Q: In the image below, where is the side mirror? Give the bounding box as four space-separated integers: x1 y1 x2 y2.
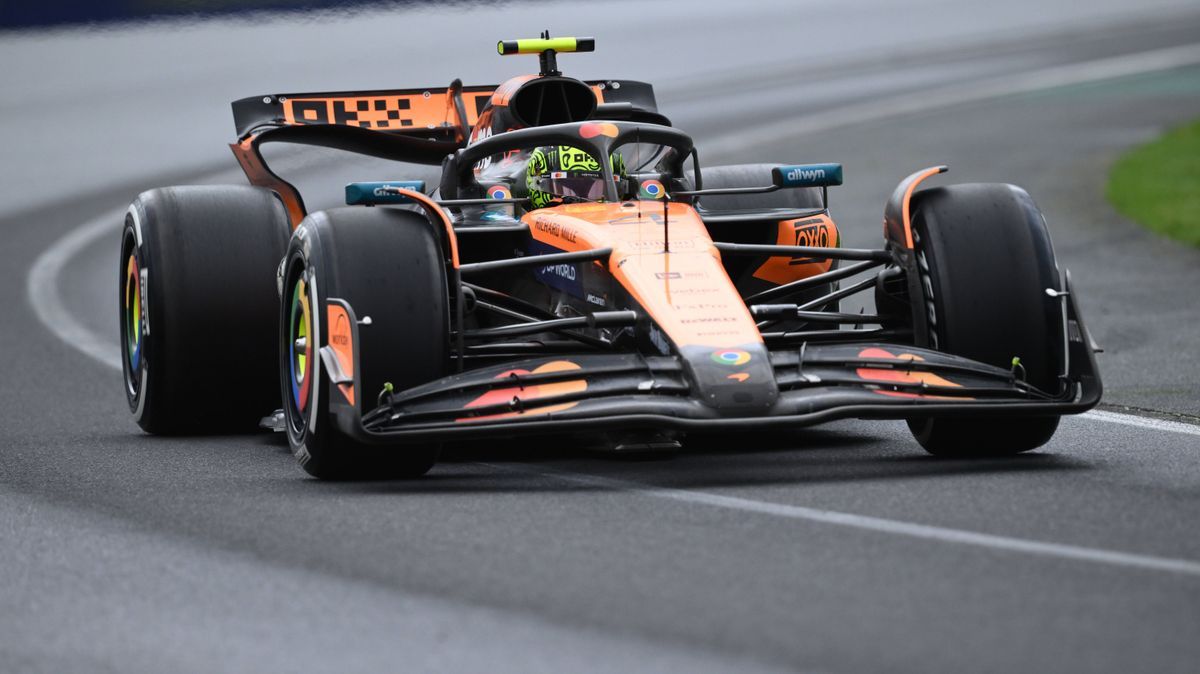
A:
345 181 427 205
772 163 843 189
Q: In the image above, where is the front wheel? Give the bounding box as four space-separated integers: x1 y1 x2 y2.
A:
905 183 1064 457
281 207 449 479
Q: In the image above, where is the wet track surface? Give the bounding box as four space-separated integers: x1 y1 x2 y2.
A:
3 2 1200 671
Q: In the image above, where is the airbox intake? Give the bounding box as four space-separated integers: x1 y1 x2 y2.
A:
509 76 597 127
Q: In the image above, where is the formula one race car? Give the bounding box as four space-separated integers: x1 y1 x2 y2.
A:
119 35 1101 479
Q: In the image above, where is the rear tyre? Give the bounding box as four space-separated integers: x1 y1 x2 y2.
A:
280 207 449 480
119 186 289 433
905 183 1064 456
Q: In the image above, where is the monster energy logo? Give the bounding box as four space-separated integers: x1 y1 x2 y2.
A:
556 146 601 171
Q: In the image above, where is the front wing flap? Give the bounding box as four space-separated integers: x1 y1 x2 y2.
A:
334 272 1100 444
342 320 1100 444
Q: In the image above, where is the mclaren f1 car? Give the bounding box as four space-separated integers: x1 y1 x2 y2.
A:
119 35 1102 478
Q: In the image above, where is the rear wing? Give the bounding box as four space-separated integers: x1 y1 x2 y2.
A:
232 82 498 139
229 78 662 228
231 79 660 140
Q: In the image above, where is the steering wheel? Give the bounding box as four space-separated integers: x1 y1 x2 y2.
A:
438 121 696 201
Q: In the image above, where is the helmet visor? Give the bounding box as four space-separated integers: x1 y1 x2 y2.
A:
535 171 608 202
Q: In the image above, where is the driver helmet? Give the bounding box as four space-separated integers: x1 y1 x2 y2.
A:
525 145 627 208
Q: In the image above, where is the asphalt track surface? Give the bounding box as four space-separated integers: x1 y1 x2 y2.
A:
3 2 1200 671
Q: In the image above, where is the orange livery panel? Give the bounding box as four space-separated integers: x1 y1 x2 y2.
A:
524 202 762 350
752 214 840 286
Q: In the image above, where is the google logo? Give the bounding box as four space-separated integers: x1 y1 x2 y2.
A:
711 349 751 366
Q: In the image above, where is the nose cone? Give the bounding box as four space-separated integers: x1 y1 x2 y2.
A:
680 344 778 412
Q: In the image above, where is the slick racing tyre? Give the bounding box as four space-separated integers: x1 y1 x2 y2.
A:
906 184 1064 457
120 186 289 434
280 207 449 480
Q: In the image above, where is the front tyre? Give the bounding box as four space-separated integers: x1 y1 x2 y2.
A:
281 207 449 480
905 183 1064 456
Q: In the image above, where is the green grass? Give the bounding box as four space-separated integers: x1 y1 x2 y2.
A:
1107 118 1200 247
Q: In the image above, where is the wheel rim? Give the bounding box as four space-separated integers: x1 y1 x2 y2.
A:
288 277 313 423
122 248 143 395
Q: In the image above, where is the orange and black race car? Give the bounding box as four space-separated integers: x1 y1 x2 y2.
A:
119 35 1101 479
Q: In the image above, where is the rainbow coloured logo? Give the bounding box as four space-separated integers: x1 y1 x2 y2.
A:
638 179 666 200
710 349 751 366
579 122 619 139
124 254 142 371
487 185 511 200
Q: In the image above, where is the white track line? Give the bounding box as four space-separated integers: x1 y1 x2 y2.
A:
490 463 1200 577
703 43 1200 156
27 208 125 372
1083 410 1200 437
27 163 245 373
